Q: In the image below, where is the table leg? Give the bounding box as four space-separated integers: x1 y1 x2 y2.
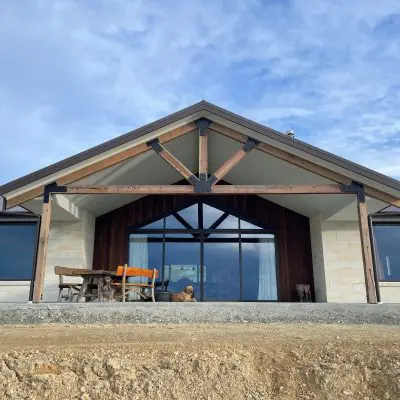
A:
97 278 104 302
77 278 88 302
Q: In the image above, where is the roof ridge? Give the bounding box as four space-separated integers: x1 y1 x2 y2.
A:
1 101 399 196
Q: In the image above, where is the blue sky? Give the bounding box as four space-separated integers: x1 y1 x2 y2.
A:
1 0 400 185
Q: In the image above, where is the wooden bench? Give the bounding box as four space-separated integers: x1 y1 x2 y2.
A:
54 266 83 302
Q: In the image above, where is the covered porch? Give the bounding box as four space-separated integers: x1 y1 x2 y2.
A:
2 103 399 304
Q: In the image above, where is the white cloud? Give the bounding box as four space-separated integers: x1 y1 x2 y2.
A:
0 0 400 183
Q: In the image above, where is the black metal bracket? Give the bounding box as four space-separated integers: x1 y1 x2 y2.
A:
243 137 260 152
199 173 207 181
208 175 218 185
147 138 163 153
43 182 67 203
195 118 212 136
340 181 365 202
188 175 200 186
188 174 215 193
194 178 214 193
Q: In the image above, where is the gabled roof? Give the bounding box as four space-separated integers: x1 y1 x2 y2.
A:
1 100 400 195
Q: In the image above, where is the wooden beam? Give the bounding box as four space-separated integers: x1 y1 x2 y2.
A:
32 197 52 303
6 123 197 208
363 187 400 208
64 184 343 195
199 131 208 180
212 149 248 184
211 184 343 194
210 123 400 206
210 123 351 184
356 192 378 304
66 185 195 194
148 139 197 183
211 138 258 184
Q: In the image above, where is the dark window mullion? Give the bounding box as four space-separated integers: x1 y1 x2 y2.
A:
162 217 166 287
203 212 230 238
172 212 194 230
198 202 203 230
239 218 243 301
199 202 204 301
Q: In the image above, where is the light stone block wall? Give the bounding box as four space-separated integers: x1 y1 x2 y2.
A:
309 215 327 302
379 282 400 303
43 210 95 302
0 281 31 302
321 221 367 303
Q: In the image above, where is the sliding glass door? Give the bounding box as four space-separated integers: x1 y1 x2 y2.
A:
128 201 278 301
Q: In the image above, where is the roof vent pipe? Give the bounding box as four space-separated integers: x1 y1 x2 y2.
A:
286 129 295 139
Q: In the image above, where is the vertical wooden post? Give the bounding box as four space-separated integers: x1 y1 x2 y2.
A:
32 193 52 303
356 189 377 304
196 118 211 181
199 130 208 180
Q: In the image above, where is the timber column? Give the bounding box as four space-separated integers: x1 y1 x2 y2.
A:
356 184 377 303
32 184 55 302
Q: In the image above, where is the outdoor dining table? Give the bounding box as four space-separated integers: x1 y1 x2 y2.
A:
54 267 116 302
76 269 117 302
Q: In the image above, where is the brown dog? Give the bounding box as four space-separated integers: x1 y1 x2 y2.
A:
171 285 196 302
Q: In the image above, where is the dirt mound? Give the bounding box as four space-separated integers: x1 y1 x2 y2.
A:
0 324 399 399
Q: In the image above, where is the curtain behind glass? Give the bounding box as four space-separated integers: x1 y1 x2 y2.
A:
128 235 149 300
258 241 277 300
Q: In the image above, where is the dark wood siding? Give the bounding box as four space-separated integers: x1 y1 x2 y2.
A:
93 194 313 301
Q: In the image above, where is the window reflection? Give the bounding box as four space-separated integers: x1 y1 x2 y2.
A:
141 218 164 229
204 241 240 300
373 224 400 281
165 215 186 229
240 220 263 229
165 242 201 299
177 204 198 228
0 223 38 280
203 203 224 228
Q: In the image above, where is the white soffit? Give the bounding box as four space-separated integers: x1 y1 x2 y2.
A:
43 130 375 219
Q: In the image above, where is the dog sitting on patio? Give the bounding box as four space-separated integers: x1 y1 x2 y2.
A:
171 285 196 302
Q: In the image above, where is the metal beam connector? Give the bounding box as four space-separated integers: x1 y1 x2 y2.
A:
147 138 163 153
195 118 212 136
340 181 365 202
243 137 260 152
43 182 67 203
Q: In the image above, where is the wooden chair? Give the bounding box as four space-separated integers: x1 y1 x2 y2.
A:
112 265 159 302
54 266 82 302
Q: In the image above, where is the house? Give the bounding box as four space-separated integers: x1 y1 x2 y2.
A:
0 101 399 304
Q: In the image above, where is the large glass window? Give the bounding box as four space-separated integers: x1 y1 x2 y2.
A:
129 202 278 301
204 240 240 300
242 234 277 300
373 224 400 282
165 240 201 298
0 222 38 280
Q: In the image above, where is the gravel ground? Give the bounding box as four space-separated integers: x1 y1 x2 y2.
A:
1 302 400 325
0 323 399 400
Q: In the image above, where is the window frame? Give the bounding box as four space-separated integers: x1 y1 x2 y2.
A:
371 214 400 283
128 201 279 301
